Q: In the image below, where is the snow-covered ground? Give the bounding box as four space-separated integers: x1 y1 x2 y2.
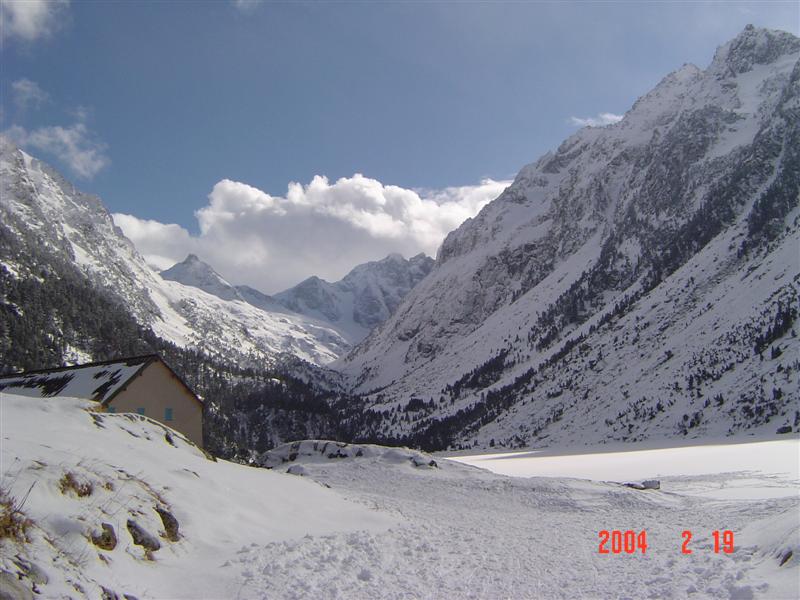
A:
0 394 394 599
2 393 798 599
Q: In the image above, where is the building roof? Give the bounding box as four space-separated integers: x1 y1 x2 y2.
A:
0 354 201 407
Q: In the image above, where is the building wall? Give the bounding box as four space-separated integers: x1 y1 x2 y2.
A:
106 360 203 448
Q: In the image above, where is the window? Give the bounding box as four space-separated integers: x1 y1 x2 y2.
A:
136 407 145 416
107 406 116 413
164 407 174 421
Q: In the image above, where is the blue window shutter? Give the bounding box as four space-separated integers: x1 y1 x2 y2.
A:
137 407 145 416
107 406 115 413
165 407 174 421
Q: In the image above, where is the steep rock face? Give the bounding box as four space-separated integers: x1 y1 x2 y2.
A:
338 27 800 449
0 136 163 327
0 139 350 366
275 253 434 342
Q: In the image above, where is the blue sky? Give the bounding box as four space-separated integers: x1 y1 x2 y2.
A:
2 0 798 290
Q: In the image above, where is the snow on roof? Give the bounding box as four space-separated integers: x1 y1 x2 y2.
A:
0 355 157 404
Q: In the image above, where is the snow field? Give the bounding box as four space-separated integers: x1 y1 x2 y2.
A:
246 445 799 599
1 393 797 599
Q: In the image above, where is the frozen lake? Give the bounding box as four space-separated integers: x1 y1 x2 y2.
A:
446 437 800 499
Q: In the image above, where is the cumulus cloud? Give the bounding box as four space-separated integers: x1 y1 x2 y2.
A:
111 214 197 272
569 112 624 127
0 0 69 43
12 79 48 111
6 121 109 178
114 175 509 293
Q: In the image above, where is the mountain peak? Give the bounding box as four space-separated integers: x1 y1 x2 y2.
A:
711 26 800 75
275 253 435 342
161 255 241 302
165 254 219 276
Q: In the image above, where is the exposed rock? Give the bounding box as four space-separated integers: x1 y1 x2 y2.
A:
259 440 440 471
154 507 180 542
286 465 308 477
126 519 160 552
10 557 47 586
623 480 661 490
91 523 117 551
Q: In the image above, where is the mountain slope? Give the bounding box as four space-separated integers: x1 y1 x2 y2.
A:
0 138 350 366
275 253 434 342
0 393 395 598
337 26 800 450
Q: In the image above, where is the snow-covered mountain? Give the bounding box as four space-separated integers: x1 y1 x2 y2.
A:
274 253 434 342
160 254 295 313
161 253 244 302
160 252 434 344
0 138 350 365
338 26 800 449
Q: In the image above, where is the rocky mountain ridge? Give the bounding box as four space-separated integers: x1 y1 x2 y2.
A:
274 253 434 342
161 251 434 345
336 26 800 450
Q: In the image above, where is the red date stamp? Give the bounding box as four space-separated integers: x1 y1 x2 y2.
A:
598 530 648 554
598 530 734 554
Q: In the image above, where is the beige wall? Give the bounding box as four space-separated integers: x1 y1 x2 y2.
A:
106 361 203 448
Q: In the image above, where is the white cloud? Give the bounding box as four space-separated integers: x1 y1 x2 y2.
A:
6 121 109 178
112 214 197 271
0 0 69 43
114 175 509 293
11 79 48 111
569 112 624 127
4 79 108 179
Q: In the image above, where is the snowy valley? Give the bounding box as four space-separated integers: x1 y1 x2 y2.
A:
1 393 797 599
1 22 799 600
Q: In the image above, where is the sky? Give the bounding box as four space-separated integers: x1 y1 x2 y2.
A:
2 0 798 293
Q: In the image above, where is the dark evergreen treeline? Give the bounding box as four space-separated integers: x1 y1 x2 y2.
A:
744 120 800 248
